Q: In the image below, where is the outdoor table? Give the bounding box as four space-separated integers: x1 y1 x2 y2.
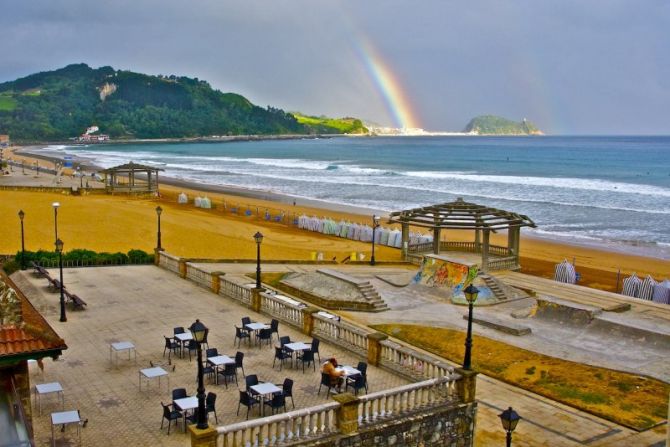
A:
245 322 270 346
336 365 361 377
174 396 198 432
283 342 311 367
138 366 169 392
249 382 281 416
207 355 235 384
35 382 64 415
174 332 193 357
109 341 137 367
51 410 81 446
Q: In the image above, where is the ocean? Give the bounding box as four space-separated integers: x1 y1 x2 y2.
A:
37 135 670 258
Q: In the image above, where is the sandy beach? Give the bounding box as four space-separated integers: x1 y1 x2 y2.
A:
2 145 669 292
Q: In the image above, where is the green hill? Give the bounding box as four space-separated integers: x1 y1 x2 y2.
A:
292 113 368 134
463 115 543 135
0 64 362 141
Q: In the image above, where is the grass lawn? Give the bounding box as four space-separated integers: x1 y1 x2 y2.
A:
372 323 669 431
0 94 17 111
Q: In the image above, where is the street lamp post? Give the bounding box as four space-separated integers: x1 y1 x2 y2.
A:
52 202 60 242
463 283 479 370
189 319 209 429
499 406 521 447
18 210 25 270
155 206 163 251
254 232 263 289
370 215 380 266
55 239 67 322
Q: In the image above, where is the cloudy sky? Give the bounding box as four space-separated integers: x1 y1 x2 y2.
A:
1 1 668 134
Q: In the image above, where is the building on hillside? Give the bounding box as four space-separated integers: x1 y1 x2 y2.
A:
0 273 67 446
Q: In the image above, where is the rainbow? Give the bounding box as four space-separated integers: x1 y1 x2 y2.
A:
354 37 422 130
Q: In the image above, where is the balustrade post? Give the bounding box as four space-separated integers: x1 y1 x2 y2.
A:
454 367 478 403
367 332 388 366
251 287 262 312
302 307 319 336
178 259 187 278
332 393 360 435
188 425 217 447
154 248 161 266
211 272 224 295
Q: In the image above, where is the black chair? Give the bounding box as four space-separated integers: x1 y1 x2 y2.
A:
264 393 287 415
276 378 294 409
237 390 259 420
172 388 187 403
310 338 321 363
173 327 185 335
273 346 291 371
160 402 182 435
245 374 259 391
235 326 251 348
298 349 315 373
218 363 238 388
241 316 253 328
206 392 218 424
235 351 245 377
346 374 367 395
202 361 215 383
257 328 272 347
356 362 368 378
279 336 291 349
318 372 334 396
185 340 197 362
205 348 219 358
269 319 279 341
201 328 210 350
163 336 180 358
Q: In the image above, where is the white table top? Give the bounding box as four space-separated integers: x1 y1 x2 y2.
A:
111 341 135 351
140 367 167 378
245 322 269 331
174 396 198 411
36 382 63 394
250 383 281 395
174 333 193 342
284 342 311 352
207 355 234 366
336 366 361 377
51 410 80 425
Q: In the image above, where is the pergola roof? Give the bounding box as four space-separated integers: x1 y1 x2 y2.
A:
99 162 164 173
388 198 536 231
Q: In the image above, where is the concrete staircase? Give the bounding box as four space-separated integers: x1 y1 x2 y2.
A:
317 268 389 311
479 273 509 301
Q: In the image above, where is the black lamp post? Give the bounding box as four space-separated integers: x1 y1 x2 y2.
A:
55 238 67 322
189 319 208 429
370 215 380 266
155 206 163 251
462 283 479 370
52 202 60 242
499 406 521 447
18 210 26 270
254 231 263 289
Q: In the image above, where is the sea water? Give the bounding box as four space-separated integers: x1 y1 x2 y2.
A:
39 136 670 258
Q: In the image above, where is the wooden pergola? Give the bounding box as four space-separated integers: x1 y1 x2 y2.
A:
388 198 536 271
100 162 163 194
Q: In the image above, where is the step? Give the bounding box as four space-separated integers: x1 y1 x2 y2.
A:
463 314 532 336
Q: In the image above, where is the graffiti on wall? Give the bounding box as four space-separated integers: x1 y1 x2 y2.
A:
412 255 479 295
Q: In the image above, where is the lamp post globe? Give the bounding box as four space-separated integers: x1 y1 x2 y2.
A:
499 406 521 447
370 215 380 265
155 206 163 251
55 238 67 322
254 232 263 289
189 319 209 429
463 283 479 370
18 210 26 270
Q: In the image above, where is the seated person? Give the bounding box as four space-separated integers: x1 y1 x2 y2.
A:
321 357 345 391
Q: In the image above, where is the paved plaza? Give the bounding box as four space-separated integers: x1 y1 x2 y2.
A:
14 266 407 447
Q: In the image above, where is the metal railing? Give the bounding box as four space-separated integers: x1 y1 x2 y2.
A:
33 258 152 268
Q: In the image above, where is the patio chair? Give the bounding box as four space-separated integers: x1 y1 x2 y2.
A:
269 319 279 341
356 362 368 378
206 392 218 424
237 390 259 420
241 316 253 326
309 338 321 363
245 374 259 391
318 372 335 396
279 336 291 350
205 348 219 358
298 349 315 373
163 336 180 358
275 378 294 409
218 363 238 388
185 340 197 362
160 402 182 435
235 351 245 377
346 374 367 395
273 346 291 371
201 328 210 350
235 326 251 348
257 328 272 347
173 327 185 335
202 360 215 383
172 388 187 404
264 393 287 415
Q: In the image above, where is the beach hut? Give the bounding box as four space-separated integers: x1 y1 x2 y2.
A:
194 197 202 208
380 227 390 246
638 275 656 301
652 280 670 304
200 197 211 209
339 222 349 238
621 273 641 298
389 229 402 248
554 259 577 284
178 192 188 204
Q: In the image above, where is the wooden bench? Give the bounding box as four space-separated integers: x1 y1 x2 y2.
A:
63 288 87 310
31 262 49 277
46 276 62 291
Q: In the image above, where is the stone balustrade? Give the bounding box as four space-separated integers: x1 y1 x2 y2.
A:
185 263 212 289
312 313 369 357
219 277 252 305
216 402 340 446
158 251 181 274
379 339 455 381
259 292 304 330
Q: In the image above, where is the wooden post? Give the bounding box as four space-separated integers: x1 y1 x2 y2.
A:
401 221 410 259
303 307 319 336
507 227 515 255
188 425 217 447
474 229 481 252
454 368 478 403
481 229 490 272
367 332 388 366
332 393 360 435
433 227 441 254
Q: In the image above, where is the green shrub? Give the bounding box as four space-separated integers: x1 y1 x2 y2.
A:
2 260 21 275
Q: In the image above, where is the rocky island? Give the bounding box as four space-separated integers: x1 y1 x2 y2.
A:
463 115 544 135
